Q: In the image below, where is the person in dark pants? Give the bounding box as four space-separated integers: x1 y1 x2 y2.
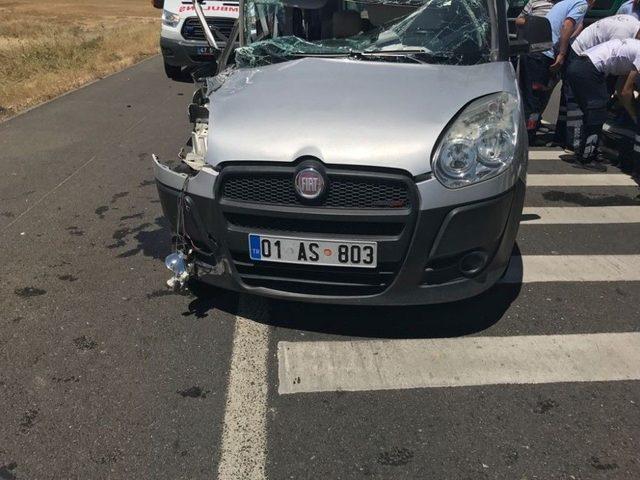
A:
513 0 556 90
521 0 592 143
520 52 555 140
566 38 640 170
554 47 581 151
556 15 640 150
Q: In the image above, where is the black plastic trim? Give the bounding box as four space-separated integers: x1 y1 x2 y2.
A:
154 175 526 305
214 163 420 295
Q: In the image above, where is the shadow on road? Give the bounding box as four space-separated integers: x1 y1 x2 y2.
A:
266 284 522 339
184 248 524 340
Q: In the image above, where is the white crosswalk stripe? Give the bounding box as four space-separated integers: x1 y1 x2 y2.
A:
278 333 640 394
527 174 638 187
277 254 640 395
528 150 566 160
522 206 640 224
501 255 640 282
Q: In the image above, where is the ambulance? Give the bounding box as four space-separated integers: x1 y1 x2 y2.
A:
153 0 239 79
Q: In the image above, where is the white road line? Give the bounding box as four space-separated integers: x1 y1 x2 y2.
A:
528 150 565 160
216 296 269 480
527 174 638 187
502 255 640 283
278 332 640 394
521 206 640 224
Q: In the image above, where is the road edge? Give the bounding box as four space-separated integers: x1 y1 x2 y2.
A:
0 54 161 126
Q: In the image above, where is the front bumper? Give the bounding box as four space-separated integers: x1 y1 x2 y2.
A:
153 159 525 305
160 36 229 67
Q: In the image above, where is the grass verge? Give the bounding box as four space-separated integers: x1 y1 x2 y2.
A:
0 1 160 120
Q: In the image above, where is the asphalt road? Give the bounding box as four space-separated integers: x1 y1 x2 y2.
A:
1 56 640 480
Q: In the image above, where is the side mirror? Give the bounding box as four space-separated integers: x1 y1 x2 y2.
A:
509 16 552 56
152 0 164 8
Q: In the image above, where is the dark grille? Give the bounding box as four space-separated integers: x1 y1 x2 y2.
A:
221 174 410 209
216 165 417 297
181 17 236 41
225 213 405 236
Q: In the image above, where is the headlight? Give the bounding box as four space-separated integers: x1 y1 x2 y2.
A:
433 92 519 189
162 10 180 27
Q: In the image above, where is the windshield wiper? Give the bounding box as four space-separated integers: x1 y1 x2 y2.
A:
353 49 452 64
289 52 352 58
271 49 453 65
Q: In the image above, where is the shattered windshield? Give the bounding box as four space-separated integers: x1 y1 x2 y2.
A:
236 0 493 67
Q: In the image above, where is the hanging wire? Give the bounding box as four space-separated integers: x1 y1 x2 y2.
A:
174 174 210 256
174 175 191 254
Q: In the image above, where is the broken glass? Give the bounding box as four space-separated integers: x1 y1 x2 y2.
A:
236 36 375 67
235 0 492 68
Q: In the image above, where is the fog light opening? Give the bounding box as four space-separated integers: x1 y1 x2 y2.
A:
458 251 489 277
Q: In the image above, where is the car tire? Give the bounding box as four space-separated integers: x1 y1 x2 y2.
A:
164 61 183 80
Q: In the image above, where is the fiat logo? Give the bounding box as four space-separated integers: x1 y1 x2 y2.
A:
294 168 325 200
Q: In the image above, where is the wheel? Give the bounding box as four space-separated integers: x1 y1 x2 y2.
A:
164 61 183 80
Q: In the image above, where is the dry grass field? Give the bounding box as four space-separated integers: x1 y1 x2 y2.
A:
0 0 160 119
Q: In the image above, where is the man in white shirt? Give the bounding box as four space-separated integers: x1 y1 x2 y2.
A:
572 14 640 55
556 14 640 150
566 38 640 170
583 38 640 78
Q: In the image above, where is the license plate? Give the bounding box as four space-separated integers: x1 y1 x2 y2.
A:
196 46 216 56
249 234 377 268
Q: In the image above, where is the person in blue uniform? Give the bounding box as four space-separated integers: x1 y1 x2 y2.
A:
520 0 592 143
617 0 639 19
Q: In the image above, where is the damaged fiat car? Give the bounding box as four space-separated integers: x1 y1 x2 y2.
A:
153 0 550 304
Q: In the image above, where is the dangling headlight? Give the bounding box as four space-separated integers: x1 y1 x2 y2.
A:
432 92 519 189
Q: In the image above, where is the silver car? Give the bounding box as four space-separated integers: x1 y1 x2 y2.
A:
153 0 550 304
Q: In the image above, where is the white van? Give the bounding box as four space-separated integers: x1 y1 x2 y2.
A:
153 0 239 79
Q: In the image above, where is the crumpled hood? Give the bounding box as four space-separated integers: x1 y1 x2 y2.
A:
207 57 517 176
